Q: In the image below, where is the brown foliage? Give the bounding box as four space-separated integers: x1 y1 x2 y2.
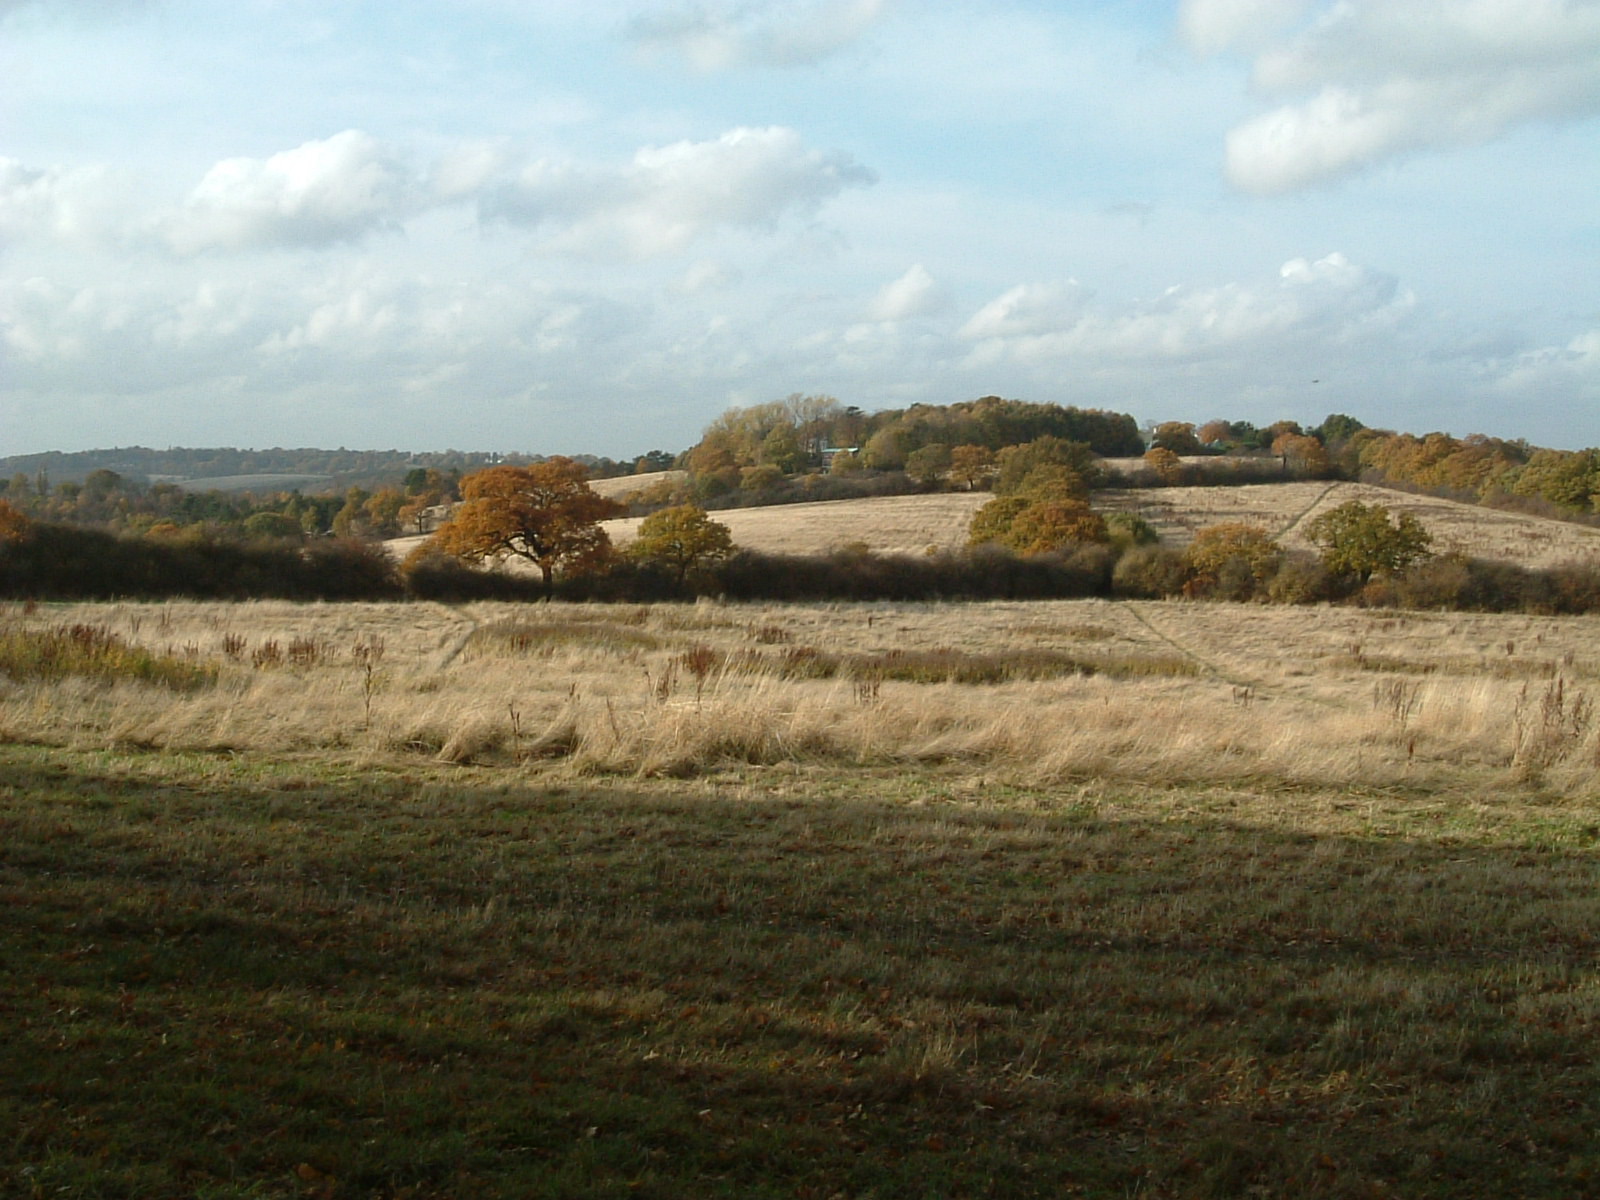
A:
430 459 624 593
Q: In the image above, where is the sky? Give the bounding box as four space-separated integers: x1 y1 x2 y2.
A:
2 0 1598 459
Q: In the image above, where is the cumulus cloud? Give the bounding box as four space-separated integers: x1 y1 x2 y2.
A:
960 252 1411 366
1183 0 1600 192
864 263 944 322
627 0 888 69
159 131 420 254
482 126 874 258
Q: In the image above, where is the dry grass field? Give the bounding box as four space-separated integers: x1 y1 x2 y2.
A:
588 470 686 500
606 492 990 558
5 595 1598 792
8 597 1600 1196
392 475 1600 572
1099 480 1600 569
602 482 1600 569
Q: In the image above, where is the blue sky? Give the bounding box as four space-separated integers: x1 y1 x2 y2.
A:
3 0 1598 457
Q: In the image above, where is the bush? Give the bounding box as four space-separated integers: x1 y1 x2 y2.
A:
1111 546 1189 598
1263 553 1334 604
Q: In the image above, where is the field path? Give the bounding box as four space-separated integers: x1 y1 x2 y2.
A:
1272 480 1345 541
1116 601 1259 690
429 603 484 670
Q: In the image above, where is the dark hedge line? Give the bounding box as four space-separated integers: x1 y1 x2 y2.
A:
0 523 400 601
9 518 1600 617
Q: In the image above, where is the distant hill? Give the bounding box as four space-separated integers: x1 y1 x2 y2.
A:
0 446 618 493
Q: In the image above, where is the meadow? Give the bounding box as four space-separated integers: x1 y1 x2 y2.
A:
5 595 1600 1196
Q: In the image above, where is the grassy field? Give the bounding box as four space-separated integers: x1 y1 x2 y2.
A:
5 597 1600 1196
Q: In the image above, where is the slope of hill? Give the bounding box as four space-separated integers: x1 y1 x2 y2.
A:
1099 481 1600 570
602 482 1600 570
605 493 990 557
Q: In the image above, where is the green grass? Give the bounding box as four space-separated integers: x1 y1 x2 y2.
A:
3 743 1600 1197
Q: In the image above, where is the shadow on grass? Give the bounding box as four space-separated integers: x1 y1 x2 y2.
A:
3 744 1599 1198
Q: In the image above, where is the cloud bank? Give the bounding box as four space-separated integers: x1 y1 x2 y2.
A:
1182 0 1600 191
481 126 875 258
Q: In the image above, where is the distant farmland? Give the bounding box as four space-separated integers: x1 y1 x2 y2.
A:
599 481 1600 570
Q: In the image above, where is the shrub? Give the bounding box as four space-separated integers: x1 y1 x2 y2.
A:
1111 545 1189 598
1184 523 1282 600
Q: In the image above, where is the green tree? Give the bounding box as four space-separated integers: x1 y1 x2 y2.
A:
1151 422 1203 455
993 436 1101 495
759 426 807 475
904 443 952 488
430 459 624 595
629 504 734 583
1305 501 1432 581
968 466 1107 554
243 511 303 539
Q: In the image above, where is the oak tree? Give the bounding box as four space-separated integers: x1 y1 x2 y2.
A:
431 459 624 595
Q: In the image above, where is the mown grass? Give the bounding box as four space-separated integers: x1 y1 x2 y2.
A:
4 742 1600 1197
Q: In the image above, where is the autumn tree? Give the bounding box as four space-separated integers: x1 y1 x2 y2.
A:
948 444 996 491
0 500 30 545
430 459 624 595
1272 433 1330 477
1185 523 1283 599
968 465 1107 554
629 504 734 583
993 436 1101 495
1143 446 1186 484
1305 501 1432 582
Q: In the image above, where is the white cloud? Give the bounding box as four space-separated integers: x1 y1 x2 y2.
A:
0 157 122 243
864 263 943 322
1179 0 1312 55
1190 0 1600 192
959 281 1090 341
1485 327 1600 397
159 131 419 254
482 126 874 258
960 253 1411 366
628 0 888 70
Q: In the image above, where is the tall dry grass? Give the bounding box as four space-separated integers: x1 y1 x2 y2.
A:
3 597 1598 796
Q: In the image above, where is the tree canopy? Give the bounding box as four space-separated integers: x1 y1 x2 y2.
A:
1305 501 1432 582
430 459 624 594
629 504 734 582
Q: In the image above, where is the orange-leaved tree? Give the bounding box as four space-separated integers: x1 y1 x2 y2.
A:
431 459 624 595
